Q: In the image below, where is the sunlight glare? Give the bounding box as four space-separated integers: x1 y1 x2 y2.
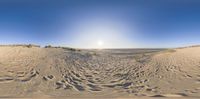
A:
97 40 104 48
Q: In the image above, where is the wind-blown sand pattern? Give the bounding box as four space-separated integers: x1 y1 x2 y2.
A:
0 46 200 99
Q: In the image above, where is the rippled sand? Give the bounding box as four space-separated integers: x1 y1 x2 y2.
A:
0 46 200 99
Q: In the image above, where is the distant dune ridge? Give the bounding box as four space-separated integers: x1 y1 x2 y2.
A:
0 45 200 99
0 44 40 48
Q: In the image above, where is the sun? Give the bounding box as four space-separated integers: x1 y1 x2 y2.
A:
97 40 104 47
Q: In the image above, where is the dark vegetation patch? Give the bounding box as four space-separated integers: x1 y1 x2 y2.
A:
44 45 81 51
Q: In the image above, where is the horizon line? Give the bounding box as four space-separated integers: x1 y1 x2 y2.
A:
0 43 199 49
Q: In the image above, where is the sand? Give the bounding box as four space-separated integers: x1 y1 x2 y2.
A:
0 46 200 99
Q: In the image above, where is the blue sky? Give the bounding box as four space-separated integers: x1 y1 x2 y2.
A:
0 0 200 48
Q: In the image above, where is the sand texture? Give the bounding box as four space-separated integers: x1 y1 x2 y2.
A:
0 46 200 99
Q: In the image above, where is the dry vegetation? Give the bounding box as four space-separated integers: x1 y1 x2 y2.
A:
44 45 81 51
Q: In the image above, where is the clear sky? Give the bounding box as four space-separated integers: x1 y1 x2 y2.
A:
0 0 200 48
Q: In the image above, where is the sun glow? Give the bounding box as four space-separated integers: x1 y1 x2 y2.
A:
97 40 104 48
66 14 137 48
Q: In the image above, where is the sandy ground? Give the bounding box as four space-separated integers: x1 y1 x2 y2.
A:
0 46 200 99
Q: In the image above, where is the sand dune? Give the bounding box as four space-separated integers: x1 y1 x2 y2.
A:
0 46 200 99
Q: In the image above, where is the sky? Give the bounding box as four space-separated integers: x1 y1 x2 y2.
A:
0 0 200 48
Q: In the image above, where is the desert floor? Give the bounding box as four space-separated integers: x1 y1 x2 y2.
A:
0 46 200 99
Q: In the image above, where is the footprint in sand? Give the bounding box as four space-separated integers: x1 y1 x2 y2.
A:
87 84 102 91
43 75 54 81
151 93 188 98
19 70 38 82
0 76 14 82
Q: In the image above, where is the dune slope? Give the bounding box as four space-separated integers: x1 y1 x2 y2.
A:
0 46 200 98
